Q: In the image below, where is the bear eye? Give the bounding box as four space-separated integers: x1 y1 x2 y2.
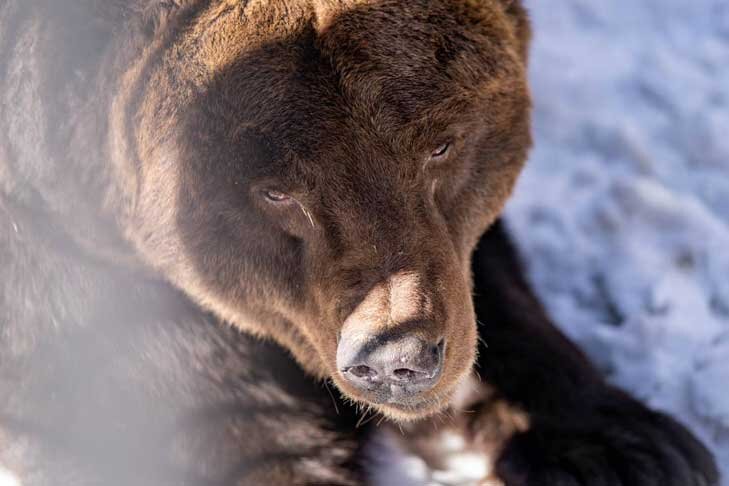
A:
262 190 291 203
430 141 451 159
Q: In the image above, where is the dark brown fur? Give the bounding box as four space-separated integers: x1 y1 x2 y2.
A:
0 1 719 485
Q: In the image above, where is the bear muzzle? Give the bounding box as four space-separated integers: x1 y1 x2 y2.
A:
337 331 445 405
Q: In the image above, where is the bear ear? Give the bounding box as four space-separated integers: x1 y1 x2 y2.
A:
94 1 198 38
497 0 531 64
461 0 531 63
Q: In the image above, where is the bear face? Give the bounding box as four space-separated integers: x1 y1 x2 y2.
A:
111 0 531 420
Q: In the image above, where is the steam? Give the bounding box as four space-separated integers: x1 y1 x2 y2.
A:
0 467 20 486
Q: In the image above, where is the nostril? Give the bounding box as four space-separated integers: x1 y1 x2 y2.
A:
392 368 425 382
346 364 377 379
434 339 445 364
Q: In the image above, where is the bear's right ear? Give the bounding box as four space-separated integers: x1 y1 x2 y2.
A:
94 1 199 39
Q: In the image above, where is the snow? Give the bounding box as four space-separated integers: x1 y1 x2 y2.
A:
506 0 729 482
367 426 496 486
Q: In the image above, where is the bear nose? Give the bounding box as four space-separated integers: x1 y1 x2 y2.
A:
337 334 445 401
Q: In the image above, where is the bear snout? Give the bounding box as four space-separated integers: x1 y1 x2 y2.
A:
337 331 445 405
325 267 472 415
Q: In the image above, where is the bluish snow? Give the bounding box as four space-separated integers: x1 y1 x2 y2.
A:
507 0 729 482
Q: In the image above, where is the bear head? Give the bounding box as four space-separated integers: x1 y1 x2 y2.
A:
111 0 531 420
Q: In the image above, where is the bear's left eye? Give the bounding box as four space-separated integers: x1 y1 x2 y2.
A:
430 141 451 159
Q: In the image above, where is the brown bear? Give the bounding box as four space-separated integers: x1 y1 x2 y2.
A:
0 0 719 485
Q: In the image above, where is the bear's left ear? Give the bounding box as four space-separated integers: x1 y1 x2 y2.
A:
463 0 531 63
497 0 531 64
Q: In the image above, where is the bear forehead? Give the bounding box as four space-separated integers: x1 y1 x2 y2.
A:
180 0 524 179
190 0 521 135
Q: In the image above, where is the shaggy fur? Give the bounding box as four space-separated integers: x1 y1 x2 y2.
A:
0 1 719 485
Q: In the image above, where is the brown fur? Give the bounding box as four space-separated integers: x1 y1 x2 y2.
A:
102 0 532 420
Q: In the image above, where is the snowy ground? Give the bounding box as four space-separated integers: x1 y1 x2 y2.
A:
507 0 729 482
